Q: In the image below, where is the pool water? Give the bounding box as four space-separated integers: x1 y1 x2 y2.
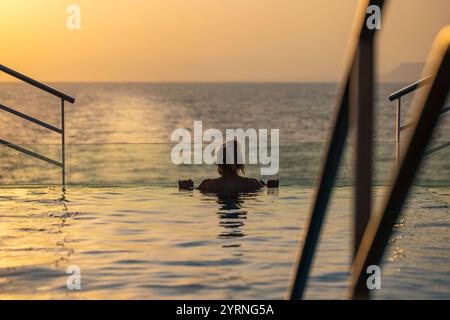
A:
0 185 449 299
1 82 449 299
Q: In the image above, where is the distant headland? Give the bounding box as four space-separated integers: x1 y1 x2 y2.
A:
381 62 425 83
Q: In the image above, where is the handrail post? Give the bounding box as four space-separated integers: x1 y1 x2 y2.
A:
61 99 65 186
395 98 401 171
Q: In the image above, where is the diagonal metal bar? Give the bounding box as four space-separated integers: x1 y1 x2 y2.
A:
289 0 385 300
425 141 450 156
0 103 62 134
0 139 62 168
388 76 433 102
289 80 350 299
351 30 375 263
349 26 450 299
442 106 450 114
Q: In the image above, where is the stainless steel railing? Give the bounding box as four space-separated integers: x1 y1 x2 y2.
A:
388 76 450 169
289 0 385 299
289 0 450 300
349 25 450 299
0 64 75 185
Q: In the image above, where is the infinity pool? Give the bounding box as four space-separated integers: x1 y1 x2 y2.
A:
0 185 449 299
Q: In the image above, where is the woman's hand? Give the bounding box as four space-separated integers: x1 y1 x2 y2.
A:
266 179 279 188
178 179 194 190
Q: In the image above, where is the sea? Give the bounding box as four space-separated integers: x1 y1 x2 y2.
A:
0 82 449 299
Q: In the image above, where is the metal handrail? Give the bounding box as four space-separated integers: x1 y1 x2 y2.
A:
349 25 450 298
0 64 75 103
0 65 75 185
388 76 433 102
425 141 450 156
289 0 385 299
389 76 449 169
289 0 449 300
0 139 62 168
0 103 62 134
389 76 432 169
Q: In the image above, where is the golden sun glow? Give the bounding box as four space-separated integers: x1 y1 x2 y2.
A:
1 0 449 82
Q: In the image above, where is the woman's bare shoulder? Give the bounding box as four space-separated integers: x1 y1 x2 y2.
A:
198 176 264 193
198 178 217 192
239 177 264 189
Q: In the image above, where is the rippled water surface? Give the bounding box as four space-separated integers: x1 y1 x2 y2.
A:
0 83 449 186
0 83 449 298
1 185 449 299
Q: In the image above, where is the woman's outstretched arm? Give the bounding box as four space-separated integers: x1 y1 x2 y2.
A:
178 179 194 190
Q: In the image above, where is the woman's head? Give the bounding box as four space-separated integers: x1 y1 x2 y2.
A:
216 140 245 176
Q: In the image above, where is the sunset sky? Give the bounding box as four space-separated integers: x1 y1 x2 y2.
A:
1 0 449 82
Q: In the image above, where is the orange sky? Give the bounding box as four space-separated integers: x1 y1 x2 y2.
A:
1 0 449 82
